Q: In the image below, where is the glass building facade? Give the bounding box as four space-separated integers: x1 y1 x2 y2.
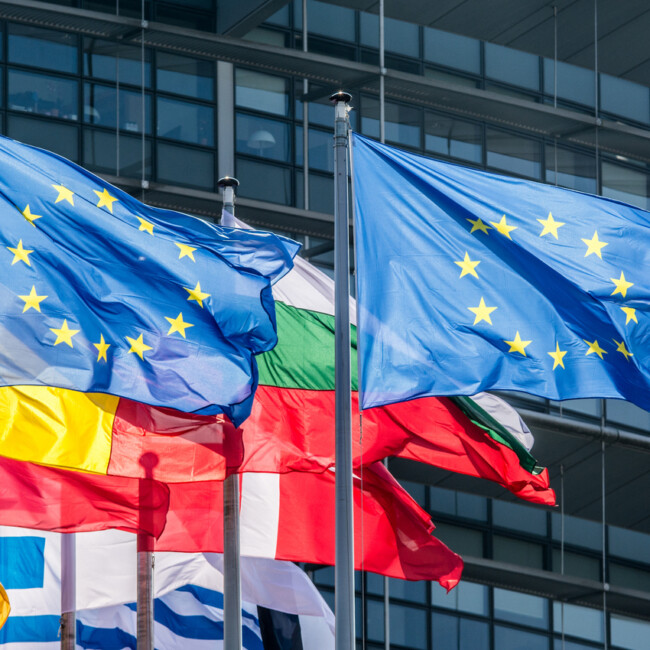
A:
2 1 650 648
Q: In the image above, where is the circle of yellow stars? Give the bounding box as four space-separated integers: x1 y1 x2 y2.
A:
461 209 638 370
8 181 210 365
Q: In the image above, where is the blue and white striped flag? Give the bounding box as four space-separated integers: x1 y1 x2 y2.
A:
0 528 333 649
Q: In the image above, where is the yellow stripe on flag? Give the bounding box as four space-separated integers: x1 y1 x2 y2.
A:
0 386 117 474
0 582 10 629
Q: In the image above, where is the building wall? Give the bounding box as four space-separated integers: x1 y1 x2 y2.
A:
6 1 650 648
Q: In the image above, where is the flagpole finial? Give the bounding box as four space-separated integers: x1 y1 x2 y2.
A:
330 91 352 104
217 176 240 189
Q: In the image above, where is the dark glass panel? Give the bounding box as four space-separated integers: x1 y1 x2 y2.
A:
237 158 292 205
157 143 214 190
236 113 291 163
425 112 482 164
157 52 214 100
8 116 78 161
157 97 213 146
84 83 151 134
486 128 541 179
83 38 151 87
83 129 151 179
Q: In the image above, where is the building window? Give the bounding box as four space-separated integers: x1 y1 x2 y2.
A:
236 113 291 162
157 142 214 190
432 613 490 650
485 42 540 92
601 162 650 211
425 112 482 164
8 24 77 74
8 70 78 121
235 69 289 117
156 96 214 146
494 588 549 629
545 146 596 194
156 52 214 101
424 27 481 75
84 83 151 134
83 38 151 87
486 128 542 179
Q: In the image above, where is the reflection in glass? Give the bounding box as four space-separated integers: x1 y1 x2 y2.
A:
552 602 603 642
424 27 481 74
611 614 650 650
84 84 151 134
487 128 541 179
609 525 650 565
83 38 151 86
601 162 650 211
83 130 151 179
494 625 549 650
429 486 487 521
9 24 77 73
494 588 548 629
237 158 291 205
8 115 78 161
236 113 290 162
550 512 602 552
485 42 540 91
543 59 594 107
157 97 213 146
493 500 547 536
8 70 78 121
157 143 213 190
362 97 421 149
303 0 355 42
600 74 650 125
388 578 426 604
545 145 596 193
390 604 426 650
236 69 288 117
425 113 482 163
432 580 488 616
157 52 214 100
432 613 489 650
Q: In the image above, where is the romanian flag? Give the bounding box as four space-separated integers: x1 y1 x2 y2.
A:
233 217 554 505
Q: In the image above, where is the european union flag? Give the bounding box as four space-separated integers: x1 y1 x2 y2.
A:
0 135 298 425
352 133 650 411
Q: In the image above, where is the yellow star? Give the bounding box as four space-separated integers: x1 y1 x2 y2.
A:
93 334 110 362
613 339 633 361
548 342 567 370
467 217 491 235
468 297 497 325
504 331 532 356
581 230 608 259
137 217 154 235
52 184 74 206
584 338 607 360
7 240 33 266
490 215 517 239
22 205 42 226
50 319 80 347
185 282 211 308
537 212 565 239
610 271 633 298
94 188 118 213
165 312 194 338
126 333 152 360
620 306 637 325
454 252 481 279
176 243 197 262
19 286 47 313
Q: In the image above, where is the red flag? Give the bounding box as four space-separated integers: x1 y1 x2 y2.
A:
0 455 169 537
154 463 462 589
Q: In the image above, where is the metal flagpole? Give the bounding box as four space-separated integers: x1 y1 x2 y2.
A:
137 452 157 650
60 534 76 650
331 90 354 650
218 175 242 650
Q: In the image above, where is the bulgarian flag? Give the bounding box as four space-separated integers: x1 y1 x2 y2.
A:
232 216 554 505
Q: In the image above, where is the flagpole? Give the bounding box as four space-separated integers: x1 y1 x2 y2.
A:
137 454 157 650
218 175 243 650
330 90 354 650
60 534 75 650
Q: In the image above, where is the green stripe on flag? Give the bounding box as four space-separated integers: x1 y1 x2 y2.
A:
258 302 358 391
450 396 542 475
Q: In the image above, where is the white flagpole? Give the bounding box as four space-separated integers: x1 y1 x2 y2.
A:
218 175 243 650
60 534 76 650
330 90 354 650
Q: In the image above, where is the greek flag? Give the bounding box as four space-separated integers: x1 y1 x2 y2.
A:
0 528 333 649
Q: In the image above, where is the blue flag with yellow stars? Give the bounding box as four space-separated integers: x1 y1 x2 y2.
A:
352 133 650 411
0 135 299 426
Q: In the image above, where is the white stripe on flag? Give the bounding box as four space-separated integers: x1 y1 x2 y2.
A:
240 473 280 559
